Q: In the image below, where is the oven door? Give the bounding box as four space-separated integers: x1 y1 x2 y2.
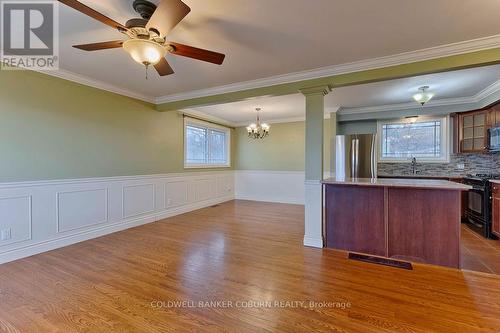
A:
467 186 485 220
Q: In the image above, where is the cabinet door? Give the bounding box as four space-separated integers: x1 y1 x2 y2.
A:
492 185 500 238
460 111 487 152
387 188 460 268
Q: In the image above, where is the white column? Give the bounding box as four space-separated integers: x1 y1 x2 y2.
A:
300 86 330 248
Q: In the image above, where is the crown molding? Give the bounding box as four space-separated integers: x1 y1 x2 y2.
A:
179 109 239 127
16 34 500 106
155 34 500 104
33 68 155 104
233 114 333 127
338 79 500 115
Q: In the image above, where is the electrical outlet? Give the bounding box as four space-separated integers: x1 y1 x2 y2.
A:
457 163 465 170
0 228 11 241
167 198 172 205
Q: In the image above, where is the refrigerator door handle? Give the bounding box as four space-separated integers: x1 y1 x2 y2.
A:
370 134 376 178
351 138 359 178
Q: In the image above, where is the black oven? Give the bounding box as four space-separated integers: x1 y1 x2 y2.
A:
462 174 496 239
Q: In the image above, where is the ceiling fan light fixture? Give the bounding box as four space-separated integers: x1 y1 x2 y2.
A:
122 39 166 66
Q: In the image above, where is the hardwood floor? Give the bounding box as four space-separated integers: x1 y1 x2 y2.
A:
461 224 500 274
1 200 500 332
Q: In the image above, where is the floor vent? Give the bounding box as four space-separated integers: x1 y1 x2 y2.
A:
348 253 413 270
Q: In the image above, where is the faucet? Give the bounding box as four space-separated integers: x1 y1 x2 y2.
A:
410 157 418 175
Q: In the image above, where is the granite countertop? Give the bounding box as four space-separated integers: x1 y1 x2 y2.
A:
378 174 464 180
322 177 471 190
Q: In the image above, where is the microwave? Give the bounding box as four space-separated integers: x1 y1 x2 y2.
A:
489 126 500 152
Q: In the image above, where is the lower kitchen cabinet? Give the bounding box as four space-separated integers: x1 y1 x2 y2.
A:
492 183 500 238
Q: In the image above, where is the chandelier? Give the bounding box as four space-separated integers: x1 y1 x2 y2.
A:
413 86 434 106
247 108 270 139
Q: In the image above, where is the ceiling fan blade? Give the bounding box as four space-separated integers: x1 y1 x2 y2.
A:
168 42 225 65
154 58 175 76
73 40 124 51
146 0 191 37
58 0 127 31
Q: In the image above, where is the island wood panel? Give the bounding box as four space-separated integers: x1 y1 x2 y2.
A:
387 188 461 268
325 184 386 256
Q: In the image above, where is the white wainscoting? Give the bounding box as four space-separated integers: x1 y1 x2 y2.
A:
234 170 331 205
235 170 306 204
0 171 234 264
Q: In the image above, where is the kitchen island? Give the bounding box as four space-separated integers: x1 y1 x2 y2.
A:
323 178 471 268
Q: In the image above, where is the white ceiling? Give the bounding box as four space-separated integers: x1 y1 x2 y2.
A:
188 64 500 124
57 0 500 99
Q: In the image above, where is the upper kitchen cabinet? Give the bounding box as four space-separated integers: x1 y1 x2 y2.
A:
454 101 500 153
459 110 487 152
487 102 500 127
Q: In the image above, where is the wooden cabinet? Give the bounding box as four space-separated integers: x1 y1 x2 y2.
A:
455 101 500 153
492 183 500 238
487 103 500 126
458 110 488 152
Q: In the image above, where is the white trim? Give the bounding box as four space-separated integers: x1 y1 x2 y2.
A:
122 183 156 219
20 35 500 105
303 236 324 248
56 188 109 233
304 182 323 248
183 118 231 168
0 195 32 246
0 171 235 264
234 170 306 205
0 194 233 265
0 171 232 188
155 35 500 104
234 113 334 127
34 68 155 103
180 109 237 128
339 79 500 116
377 115 450 163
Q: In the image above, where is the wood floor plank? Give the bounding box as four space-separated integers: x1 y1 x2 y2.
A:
1 200 500 332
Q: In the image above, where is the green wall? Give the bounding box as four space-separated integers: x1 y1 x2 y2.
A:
338 120 377 135
0 70 233 182
235 120 331 171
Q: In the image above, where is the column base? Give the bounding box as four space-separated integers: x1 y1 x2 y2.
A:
304 180 323 248
303 236 324 248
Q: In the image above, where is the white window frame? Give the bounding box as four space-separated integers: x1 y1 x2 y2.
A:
184 118 231 168
377 115 450 163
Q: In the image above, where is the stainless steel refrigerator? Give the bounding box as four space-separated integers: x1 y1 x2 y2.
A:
335 134 377 179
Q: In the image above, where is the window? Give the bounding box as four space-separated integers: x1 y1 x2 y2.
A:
184 118 230 168
378 116 449 163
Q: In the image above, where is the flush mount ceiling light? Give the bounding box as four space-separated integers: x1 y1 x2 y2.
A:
413 86 434 106
247 108 270 139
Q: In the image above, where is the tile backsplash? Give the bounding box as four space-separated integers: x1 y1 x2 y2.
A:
378 153 500 177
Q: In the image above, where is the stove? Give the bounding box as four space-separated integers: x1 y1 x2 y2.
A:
462 173 500 239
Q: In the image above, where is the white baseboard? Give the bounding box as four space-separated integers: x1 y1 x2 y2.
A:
303 236 324 248
0 171 234 264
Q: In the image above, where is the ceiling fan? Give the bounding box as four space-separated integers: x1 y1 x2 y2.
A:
59 0 226 78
